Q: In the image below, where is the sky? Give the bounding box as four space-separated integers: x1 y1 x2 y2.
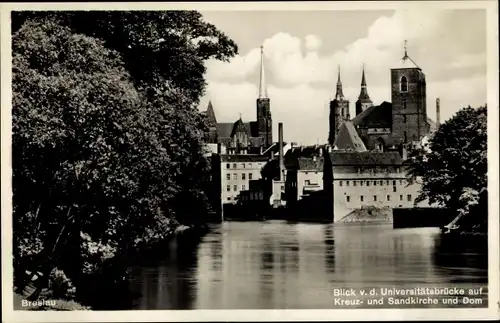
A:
198 9 487 145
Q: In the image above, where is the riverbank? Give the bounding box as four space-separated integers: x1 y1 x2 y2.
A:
336 206 392 223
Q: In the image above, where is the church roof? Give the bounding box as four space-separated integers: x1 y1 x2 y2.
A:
351 101 392 128
231 118 248 137
333 122 367 152
217 120 259 138
329 151 402 166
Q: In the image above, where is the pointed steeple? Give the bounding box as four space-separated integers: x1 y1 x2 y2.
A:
335 66 344 100
361 64 367 86
205 100 217 125
358 64 370 100
258 45 268 99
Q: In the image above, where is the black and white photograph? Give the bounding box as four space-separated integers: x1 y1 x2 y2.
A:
1 1 499 321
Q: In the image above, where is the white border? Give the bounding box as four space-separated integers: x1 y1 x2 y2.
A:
1 1 499 322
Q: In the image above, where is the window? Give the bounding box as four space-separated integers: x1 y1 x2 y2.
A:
227 197 231 201
402 99 407 109
400 195 403 201
393 180 396 186
226 163 230 169
401 76 408 92
233 174 237 180
393 186 397 192
360 196 364 202
400 180 403 185
339 181 343 187
305 180 310 185
242 164 246 169
386 180 390 185
379 180 383 185
242 185 246 190
346 181 350 186
373 195 377 201
249 173 253 180
403 115 407 123
234 185 237 191
373 181 377 186
387 195 391 201
407 194 412 201
353 181 357 187
346 196 350 202
242 173 246 180
366 181 370 187
232 163 237 169
226 174 230 180
404 131 408 143
227 185 231 192
360 181 363 186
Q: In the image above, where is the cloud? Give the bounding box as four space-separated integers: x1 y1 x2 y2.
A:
305 35 322 51
201 9 487 145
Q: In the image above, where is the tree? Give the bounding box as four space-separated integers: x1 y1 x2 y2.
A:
12 11 238 307
11 11 238 102
407 106 487 231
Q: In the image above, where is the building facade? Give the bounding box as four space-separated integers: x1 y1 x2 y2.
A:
324 151 431 221
220 154 269 204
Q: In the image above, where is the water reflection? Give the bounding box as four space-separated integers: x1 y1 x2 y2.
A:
127 222 487 309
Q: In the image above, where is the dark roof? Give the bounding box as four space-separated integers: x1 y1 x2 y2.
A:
217 120 260 138
351 101 392 128
329 151 402 166
221 154 270 163
334 121 367 152
205 101 217 125
230 119 249 137
286 145 327 158
298 157 324 171
216 123 235 138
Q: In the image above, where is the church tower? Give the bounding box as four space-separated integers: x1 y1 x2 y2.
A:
390 41 429 145
355 65 373 116
256 45 272 149
328 67 350 146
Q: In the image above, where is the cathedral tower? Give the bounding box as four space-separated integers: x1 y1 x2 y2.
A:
328 67 350 146
390 41 429 145
355 65 373 116
256 45 273 149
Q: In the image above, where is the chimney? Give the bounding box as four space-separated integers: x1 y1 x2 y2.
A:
436 98 441 129
278 122 284 182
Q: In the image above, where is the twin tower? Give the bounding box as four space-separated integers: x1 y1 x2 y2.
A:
328 67 373 145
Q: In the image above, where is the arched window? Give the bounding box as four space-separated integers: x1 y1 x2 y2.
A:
400 76 408 92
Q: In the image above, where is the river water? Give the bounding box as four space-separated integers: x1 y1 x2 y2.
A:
127 221 488 309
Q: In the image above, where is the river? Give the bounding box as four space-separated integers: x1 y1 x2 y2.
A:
126 221 488 309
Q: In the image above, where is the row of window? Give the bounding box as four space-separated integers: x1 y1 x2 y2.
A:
338 180 406 187
226 173 253 181
346 194 412 202
355 168 401 174
227 184 246 192
226 163 262 169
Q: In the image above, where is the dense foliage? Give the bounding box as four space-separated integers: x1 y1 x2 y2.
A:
12 11 237 307
407 106 487 232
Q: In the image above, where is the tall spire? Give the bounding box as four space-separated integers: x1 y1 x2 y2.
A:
361 64 367 86
258 45 268 99
358 64 370 100
335 65 344 100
